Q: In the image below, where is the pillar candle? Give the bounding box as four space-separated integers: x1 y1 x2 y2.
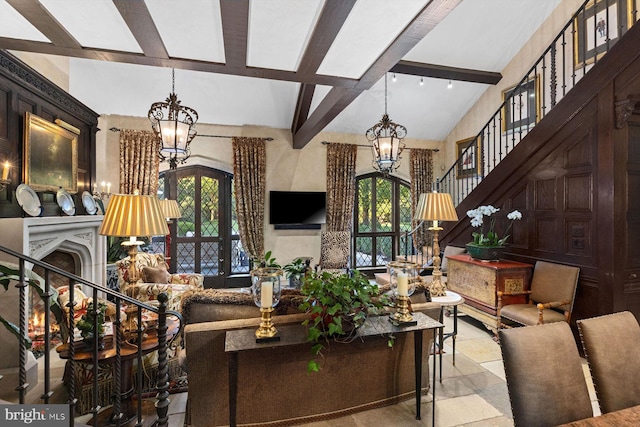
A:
261 281 273 308
1 162 9 180
397 272 408 297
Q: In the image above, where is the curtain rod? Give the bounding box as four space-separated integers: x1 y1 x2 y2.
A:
109 127 273 141
321 140 439 152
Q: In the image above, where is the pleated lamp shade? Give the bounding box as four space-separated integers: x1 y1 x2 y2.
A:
159 199 182 220
414 192 459 222
99 193 169 237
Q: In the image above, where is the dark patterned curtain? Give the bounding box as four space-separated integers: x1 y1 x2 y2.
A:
119 129 160 195
410 148 434 252
232 137 266 261
326 143 357 231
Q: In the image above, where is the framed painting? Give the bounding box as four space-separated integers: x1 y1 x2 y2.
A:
502 76 539 133
456 136 481 179
24 112 78 193
573 0 634 67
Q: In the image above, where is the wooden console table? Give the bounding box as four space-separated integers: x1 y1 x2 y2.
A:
225 312 443 426
446 255 533 334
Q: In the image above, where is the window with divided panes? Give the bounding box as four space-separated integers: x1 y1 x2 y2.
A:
159 166 248 288
353 173 412 268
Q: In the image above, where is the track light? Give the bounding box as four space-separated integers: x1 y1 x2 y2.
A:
420 77 424 86
392 73 397 82
447 80 453 89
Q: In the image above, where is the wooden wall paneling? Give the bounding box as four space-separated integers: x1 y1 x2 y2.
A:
0 51 98 218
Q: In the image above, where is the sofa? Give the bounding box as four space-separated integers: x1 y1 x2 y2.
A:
182 286 441 426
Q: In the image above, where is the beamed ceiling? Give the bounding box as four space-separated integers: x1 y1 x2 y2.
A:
0 0 562 148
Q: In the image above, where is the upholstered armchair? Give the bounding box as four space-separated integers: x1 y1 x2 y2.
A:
115 252 204 312
315 231 351 274
497 260 579 328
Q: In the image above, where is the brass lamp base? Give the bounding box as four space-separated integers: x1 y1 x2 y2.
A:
122 240 144 285
256 307 279 342
429 224 448 297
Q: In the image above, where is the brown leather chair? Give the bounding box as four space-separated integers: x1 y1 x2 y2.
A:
577 311 640 414
497 260 579 328
499 322 593 426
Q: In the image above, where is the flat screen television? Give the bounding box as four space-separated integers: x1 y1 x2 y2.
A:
269 191 326 229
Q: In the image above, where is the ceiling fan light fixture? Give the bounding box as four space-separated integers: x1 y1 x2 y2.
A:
148 69 198 170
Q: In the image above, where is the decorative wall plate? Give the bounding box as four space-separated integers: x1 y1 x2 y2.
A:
16 184 43 217
56 188 75 216
81 191 98 215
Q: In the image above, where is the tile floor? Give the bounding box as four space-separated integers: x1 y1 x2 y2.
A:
9 311 600 427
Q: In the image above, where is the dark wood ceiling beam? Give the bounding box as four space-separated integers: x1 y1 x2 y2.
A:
297 0 356 76
390 60 502 85
293 0 463 149
220 0 248 68
291 83 316 133
293 87 362 149
113 0 168 58
0 38 361 87
6 0 80 48
356 0 463 88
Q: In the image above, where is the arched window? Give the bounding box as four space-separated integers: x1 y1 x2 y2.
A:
353 173 412 269
158 166 248 288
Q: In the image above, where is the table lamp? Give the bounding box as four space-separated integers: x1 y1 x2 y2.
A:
414 192 458 297
159 199 181 262
99 190 169 285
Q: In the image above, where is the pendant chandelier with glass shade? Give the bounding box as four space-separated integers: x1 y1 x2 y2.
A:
365 73 407 174
148 69 199 170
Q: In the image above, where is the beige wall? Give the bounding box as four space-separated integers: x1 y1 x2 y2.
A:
441 0 584 167
98 114 441 266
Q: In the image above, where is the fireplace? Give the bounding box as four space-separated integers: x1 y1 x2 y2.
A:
0 216 106 394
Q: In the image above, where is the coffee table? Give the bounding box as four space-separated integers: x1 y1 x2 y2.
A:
225 312 443 426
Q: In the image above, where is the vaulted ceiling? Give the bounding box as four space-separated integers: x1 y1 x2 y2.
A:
0 0 562 148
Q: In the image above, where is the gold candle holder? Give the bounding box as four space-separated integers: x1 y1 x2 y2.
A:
392 295 415 324
256 307 278 340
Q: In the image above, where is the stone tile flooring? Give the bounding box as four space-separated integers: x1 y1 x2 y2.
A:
9 311 599 427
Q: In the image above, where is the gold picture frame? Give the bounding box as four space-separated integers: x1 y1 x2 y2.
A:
501 76 540 133
573 0 634 68
24 112 78 193
456 136 481 179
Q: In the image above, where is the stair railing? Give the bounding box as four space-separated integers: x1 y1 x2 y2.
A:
441 0 637 205
0 244 183 427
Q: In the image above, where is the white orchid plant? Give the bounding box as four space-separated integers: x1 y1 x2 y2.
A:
466 205 522 247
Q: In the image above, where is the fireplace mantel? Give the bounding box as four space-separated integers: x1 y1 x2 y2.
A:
0 216 106 285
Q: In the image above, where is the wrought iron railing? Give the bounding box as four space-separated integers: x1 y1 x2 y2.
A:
441 0 638 205
0 245 183 427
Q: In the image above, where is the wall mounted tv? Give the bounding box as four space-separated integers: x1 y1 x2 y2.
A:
269 191 326 230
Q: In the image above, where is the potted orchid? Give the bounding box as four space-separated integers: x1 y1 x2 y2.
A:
466 205 522 261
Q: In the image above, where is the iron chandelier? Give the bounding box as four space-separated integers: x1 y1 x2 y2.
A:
148 69 198 170
365 73 406 174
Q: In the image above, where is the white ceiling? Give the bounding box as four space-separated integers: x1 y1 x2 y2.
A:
0 0 563 143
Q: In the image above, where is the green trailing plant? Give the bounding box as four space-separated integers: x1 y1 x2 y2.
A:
299 270 391 373
0 263 63 350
